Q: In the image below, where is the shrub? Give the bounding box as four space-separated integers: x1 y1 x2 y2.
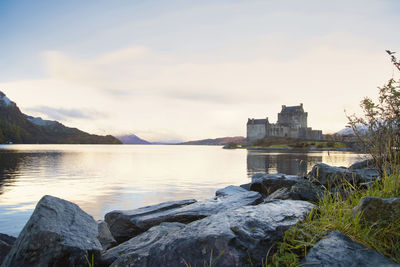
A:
347 51 400 175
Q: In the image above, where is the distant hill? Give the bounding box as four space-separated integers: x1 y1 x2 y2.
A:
178 136 246 146
115 134 151 144
336 125 368 136
0 91 121 144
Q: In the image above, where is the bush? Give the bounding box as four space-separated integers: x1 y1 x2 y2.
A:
347 51 400 175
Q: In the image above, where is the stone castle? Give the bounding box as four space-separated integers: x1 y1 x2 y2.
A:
247 103 323 144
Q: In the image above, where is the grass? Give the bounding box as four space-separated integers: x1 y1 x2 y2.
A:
242 137 348 150
269 170 400 266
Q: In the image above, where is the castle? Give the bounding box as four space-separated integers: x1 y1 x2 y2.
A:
247 104 323 144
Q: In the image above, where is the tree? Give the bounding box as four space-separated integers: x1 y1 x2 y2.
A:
347 50 400 175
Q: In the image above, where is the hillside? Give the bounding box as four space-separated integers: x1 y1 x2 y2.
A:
115 134 150 144
179 136 246 146
0 91 121 144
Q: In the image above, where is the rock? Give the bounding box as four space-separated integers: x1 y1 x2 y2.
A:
353 168 380 184
250 173 300 196
265 180 324 202
106 192 262 243
264 187 291 201
0 241 11 266
97 220 117 250
0 234 16 265
0 234 16 246
307 163 363 187
111 200 314 267
289 180 324 202
101 222 185 266
105 199 196 243
301 231 399 266
215 185 248 197
240 183 251 190
353 197 400 223
2 195 102 267
349 158 376 170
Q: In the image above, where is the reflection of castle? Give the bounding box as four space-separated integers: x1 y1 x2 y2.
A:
246 152 322 177
247 104 323 144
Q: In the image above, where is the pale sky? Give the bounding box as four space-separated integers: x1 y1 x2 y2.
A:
1 0 399 142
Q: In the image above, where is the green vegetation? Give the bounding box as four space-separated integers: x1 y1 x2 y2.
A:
270 171 400 266
347 50 400 175
250 137 347 150
270 51 400 266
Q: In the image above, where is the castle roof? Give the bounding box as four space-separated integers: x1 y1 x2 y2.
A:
247 119 268 125
281 104 304 113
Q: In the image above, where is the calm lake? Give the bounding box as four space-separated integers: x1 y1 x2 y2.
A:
0 145 366 236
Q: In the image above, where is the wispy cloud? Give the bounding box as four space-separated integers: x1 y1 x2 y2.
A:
25 106 106 122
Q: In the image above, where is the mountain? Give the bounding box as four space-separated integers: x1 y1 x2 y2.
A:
179 136 246 146
0 91 121 144
115 134 151 144
336 125 369 136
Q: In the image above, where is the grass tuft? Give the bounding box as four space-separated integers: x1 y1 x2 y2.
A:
270 171 400 266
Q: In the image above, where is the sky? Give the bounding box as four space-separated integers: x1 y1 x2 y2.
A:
1 0 399 142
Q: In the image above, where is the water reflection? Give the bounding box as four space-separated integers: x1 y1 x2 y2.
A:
0 145 366 236
247 150 366 177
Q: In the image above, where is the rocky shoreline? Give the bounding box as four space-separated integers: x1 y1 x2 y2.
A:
1 159 399 266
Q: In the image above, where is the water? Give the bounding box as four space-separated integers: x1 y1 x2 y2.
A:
0 145 366 236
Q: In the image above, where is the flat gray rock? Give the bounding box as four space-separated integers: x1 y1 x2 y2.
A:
106 192 262 244
1 195 102 267
112 200 314 267
250 173 300 196
101 222 185 266
353 197 400 223
302 231 399 266
105 199 196 243
215 185 248 197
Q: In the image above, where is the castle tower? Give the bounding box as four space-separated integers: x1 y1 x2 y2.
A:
277 103 307 128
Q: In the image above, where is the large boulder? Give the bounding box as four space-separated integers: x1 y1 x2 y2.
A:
215 185 248 197
97 221 117 250
105 199 196 243
111 200 314 266
265 180 324 202
0 234 16 265
307 163 363 187
1 195 102 267
106 192 262 243
250 173 300 196
302 231 399 266
100 222 185 266
349 158 376 170
353 197 400 223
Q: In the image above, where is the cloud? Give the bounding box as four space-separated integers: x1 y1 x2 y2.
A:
1 32 396 141
25 106 106 122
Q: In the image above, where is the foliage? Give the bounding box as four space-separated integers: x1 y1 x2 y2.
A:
347 51 400 175
270 51 400 266
270 171 400 266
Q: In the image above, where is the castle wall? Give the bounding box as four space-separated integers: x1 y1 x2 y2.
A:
247 124 266 144
278 111 307 128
